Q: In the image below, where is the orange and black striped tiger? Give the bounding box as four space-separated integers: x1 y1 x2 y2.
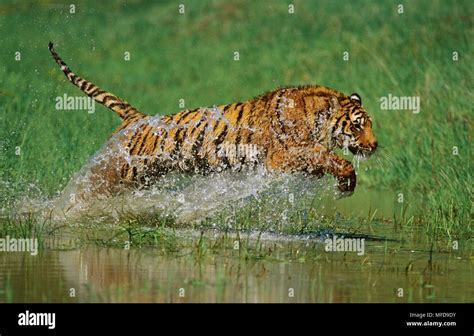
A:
49 43 377 201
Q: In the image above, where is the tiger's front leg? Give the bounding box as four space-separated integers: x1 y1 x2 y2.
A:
266 144 356 195
328 154 356 195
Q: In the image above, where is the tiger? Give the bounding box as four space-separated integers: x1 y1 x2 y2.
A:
48 42 377 204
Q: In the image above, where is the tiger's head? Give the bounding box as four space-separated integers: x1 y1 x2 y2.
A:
328 93 378 157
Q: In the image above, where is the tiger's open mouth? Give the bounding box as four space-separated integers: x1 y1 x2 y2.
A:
349 146 376 159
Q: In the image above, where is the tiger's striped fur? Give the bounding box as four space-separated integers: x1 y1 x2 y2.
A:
49 43 377 200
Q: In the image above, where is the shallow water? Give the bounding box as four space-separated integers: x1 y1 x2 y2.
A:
0 234 471 303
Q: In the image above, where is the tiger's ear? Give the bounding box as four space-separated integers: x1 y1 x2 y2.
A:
329 95 340 115
350 93 362 105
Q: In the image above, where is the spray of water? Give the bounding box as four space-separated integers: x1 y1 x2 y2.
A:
8 163 336 226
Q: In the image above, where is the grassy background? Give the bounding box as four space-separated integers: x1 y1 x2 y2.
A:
0 0 472 238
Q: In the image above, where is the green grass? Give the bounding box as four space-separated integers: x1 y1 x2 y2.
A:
0 214 51 249
0 0 472 241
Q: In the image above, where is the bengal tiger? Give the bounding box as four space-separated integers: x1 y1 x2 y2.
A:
48 42 377 203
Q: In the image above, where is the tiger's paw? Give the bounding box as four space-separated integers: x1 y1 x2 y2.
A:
336 170 356 197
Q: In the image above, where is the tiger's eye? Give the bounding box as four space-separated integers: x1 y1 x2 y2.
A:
353 119 363 130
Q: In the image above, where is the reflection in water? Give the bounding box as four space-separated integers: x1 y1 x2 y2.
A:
0 242 471 303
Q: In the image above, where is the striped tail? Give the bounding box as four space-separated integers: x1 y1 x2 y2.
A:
48 42 146 121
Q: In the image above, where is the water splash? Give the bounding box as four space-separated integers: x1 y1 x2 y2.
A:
7 165 336 225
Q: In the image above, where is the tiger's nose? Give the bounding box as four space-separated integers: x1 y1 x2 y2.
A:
370 140 378 151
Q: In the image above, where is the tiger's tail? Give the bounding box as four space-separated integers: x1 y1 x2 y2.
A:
48 42 145 122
